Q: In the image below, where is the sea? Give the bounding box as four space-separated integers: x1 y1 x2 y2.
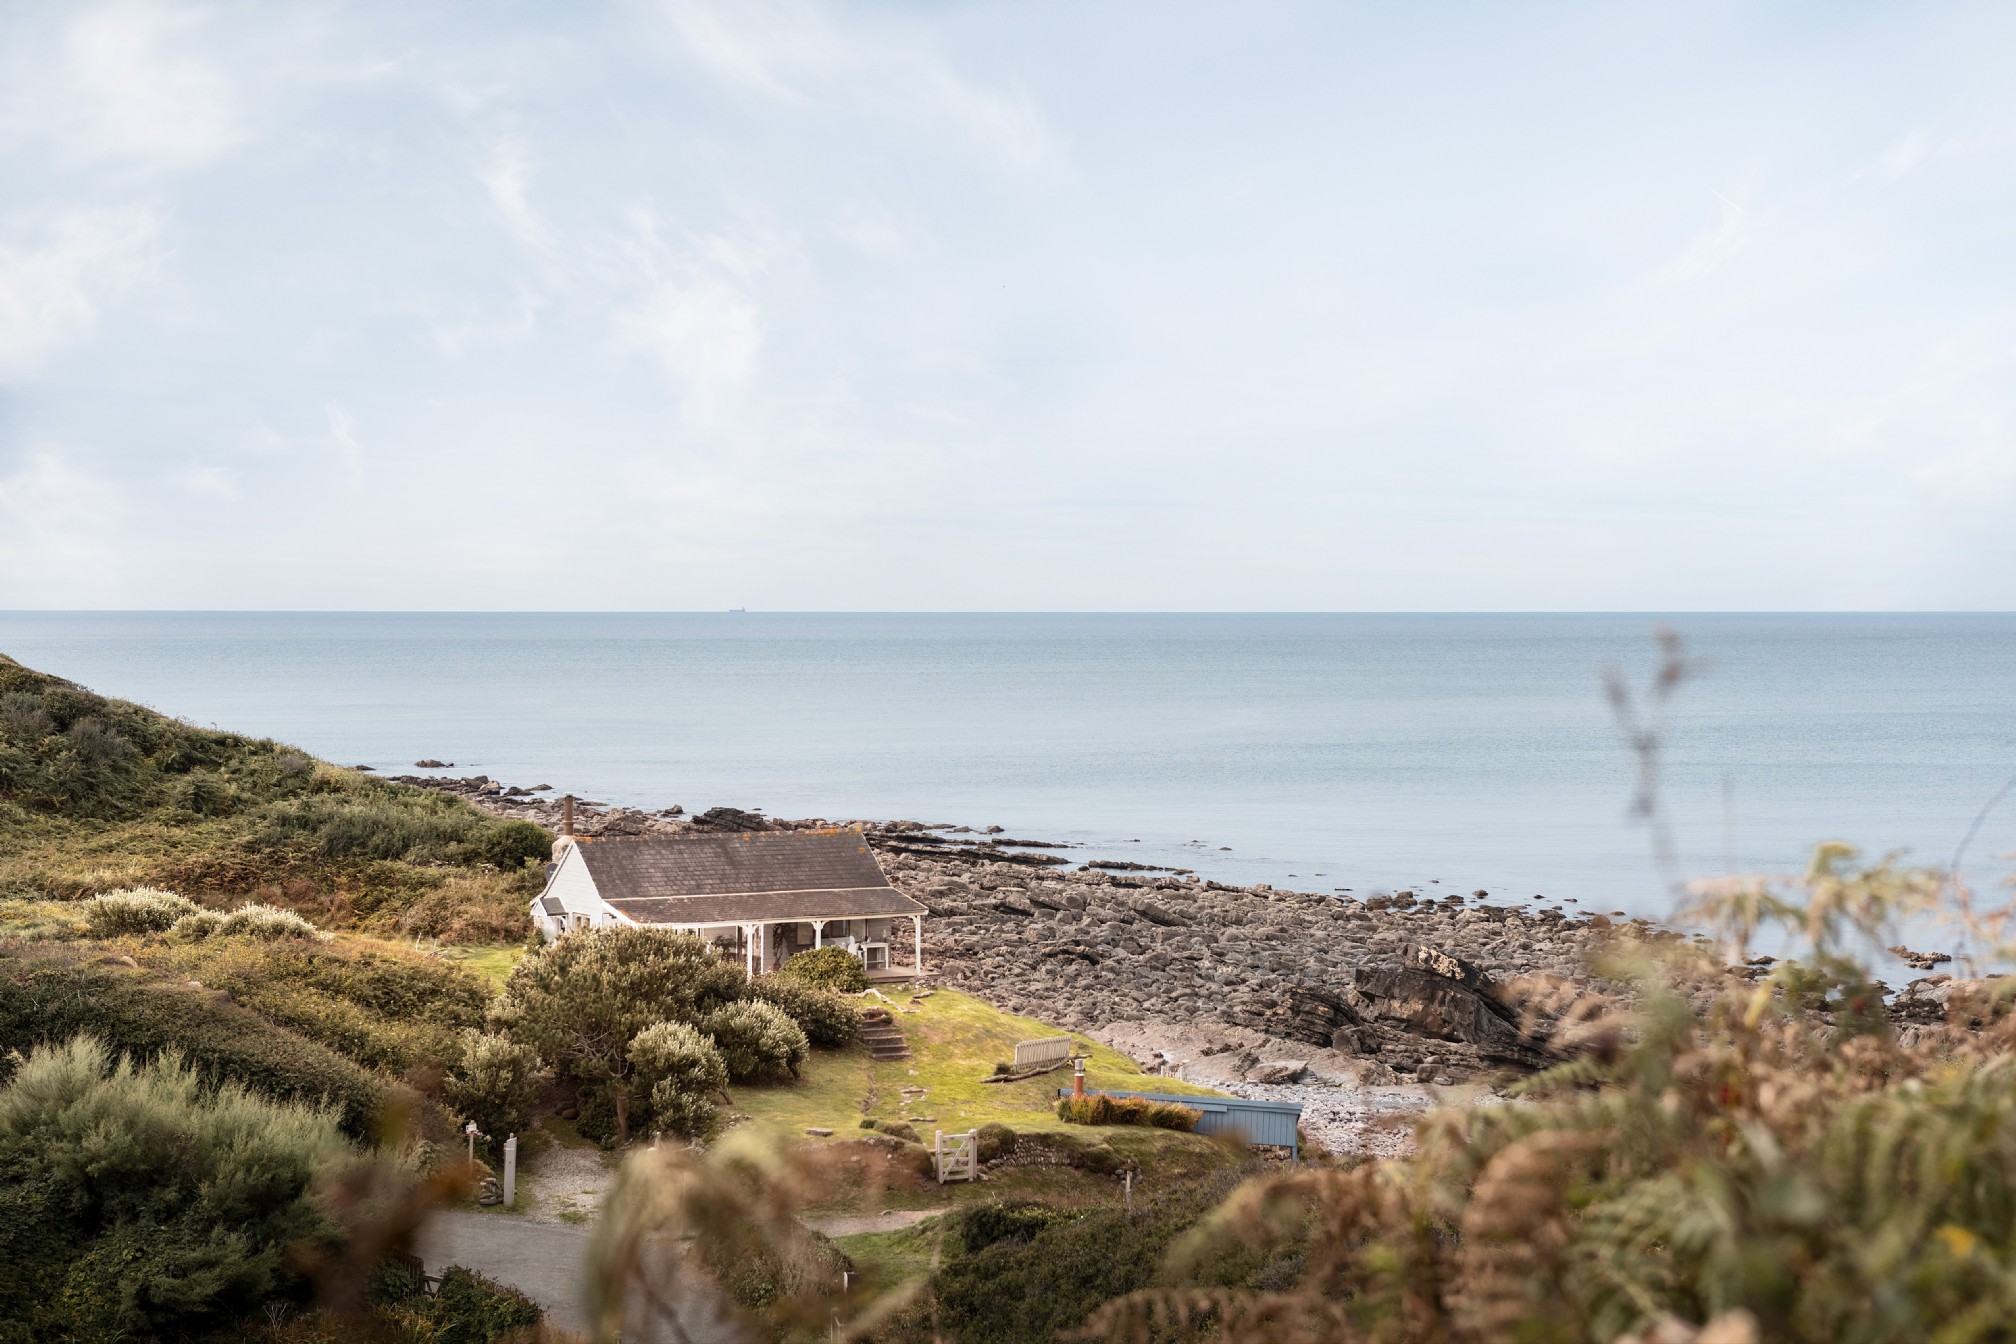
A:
3 612 2014 928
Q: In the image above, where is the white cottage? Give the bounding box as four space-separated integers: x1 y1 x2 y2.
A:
531 827 926 977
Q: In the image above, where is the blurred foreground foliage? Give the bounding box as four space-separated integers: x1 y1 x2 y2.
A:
1075 842 2016 1344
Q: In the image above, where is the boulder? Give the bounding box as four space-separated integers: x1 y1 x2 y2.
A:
1247 1059 1308 1084
1278 985 1363 1049
1132 900 1189 927
690 806 772 832
1397 943 1509 1010
1354 966 1546 1065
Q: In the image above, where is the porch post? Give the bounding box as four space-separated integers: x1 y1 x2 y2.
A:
912 915 923 973
812 919 826 950
743 924 754 978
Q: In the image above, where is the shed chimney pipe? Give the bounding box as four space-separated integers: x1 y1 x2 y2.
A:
562 795 575 836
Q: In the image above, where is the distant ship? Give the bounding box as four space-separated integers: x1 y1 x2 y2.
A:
728 607 747 614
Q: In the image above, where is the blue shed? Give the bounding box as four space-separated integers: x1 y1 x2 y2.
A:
1060 1088 1304 1160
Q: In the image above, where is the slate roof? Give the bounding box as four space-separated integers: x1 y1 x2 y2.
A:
574 829 924 926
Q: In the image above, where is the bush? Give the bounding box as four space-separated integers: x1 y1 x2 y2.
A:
976 1121 1019 1162
957 1200 1083 1255
1056 1094 1201 1132
932 1174 1250 1344
214 902 324 940
746 974 860 1048
628 1021 729 1140
79 887 201 936
778 945 868 993
702 1000 810 1082
0 1035 343 1342
252 794 551 870
499 926 746 1142
169 910 227 940
443 1031 540 1148
375 1264 542 1343
477 819 552 870
0 953 411 1137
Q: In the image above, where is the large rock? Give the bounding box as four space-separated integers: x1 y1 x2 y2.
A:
1353 966 1545 1065
689 806 771 832
1397 943 1509 1009
1280 985 1362 1048
1247 1059 1308 1084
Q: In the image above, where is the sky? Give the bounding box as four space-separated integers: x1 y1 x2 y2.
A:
1 1 2013 612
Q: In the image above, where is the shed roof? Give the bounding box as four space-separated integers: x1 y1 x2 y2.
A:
575 829 924 925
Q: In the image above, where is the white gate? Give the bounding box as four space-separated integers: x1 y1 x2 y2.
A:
1013 1036 1074 1070
933 1129 979 1184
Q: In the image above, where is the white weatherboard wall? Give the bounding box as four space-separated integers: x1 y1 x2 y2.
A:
534 844 618 935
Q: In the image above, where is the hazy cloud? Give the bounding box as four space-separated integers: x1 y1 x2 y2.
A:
0 1 2013 610
0 206 159 380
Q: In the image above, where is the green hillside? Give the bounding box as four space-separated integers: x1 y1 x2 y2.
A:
0 652 548 939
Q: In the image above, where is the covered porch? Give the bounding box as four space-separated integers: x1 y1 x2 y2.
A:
686 915 925 978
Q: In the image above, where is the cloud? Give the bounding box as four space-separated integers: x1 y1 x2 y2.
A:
1655 191 1757 285
654 0 1061 175
478 135 553 251
1913 442 2016 502
325 402 364 480
50 0 241 168
0 205 160 381
0 450 127 604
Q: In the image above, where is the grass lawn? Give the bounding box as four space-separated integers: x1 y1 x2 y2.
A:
436 941 526 988
732 986 1221 1140
834 1217 949 1294
729 987 1243 1214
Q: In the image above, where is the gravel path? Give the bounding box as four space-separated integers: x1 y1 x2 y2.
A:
418 1209 594 1332
803 1208 944 1238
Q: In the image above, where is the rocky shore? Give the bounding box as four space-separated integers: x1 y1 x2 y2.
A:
405 774 1640 1088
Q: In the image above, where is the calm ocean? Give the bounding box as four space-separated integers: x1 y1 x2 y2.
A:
4 612 2014 920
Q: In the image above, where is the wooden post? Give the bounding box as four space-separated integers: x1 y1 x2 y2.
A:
502 1134 517 1208
744 925 755 978
934 1131 945 1184
1124 1170 1132 1212
966 1129 978 1181
912 915 923 974
813 920 825 950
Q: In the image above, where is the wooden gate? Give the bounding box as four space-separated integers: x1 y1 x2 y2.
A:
1013 1036 1075 1070
933 1129 979 1184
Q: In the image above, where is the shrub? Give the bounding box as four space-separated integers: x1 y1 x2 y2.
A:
170 769 233 816
170 910 227 940
80 887 201 936
958 1200 1084 1255
932 1174 1250 1344
1056 1094 1200 1132
477 819 552 870
976 1121 1019 1162
0 953 409 1137
628 1021 729 1140
778 945 868 993
745 974 860 1048
375 1264 543 1343
215 902 324 940
499 926 746 1142
443 1031 540 1148
702 1000 810 1082
252 794 551 870
0 1035 343 1342
0 692 52 741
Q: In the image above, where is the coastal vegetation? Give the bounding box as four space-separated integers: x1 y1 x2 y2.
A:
15 648 2016 1342
0 653 547 941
